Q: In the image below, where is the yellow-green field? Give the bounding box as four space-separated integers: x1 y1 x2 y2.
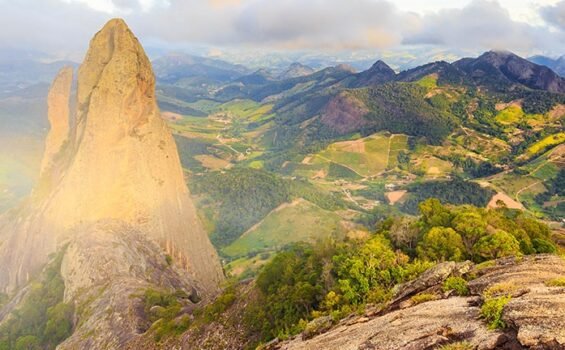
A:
416 74 438 89
527 133 565 157
495 105 524 125
222 199 344 258
314 134 397 177
215 100 275 123
388 134 409 168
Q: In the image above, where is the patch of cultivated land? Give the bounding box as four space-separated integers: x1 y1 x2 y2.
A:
193 155 232 170
315 134 393 177
222 198 345 258
388 134 408 169
525 132 565 158
488 192 524 209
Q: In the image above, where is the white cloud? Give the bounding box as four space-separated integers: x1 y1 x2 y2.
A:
0 0 563 57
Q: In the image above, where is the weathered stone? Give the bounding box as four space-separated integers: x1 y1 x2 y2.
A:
40 66 73 177
275 255 565 350
0 18 223 294
303 316 334 340
390 260 473 307
0 17 225 350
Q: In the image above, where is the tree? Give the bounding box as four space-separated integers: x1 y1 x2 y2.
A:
452 210 487 256
15 336 40 350
388 217 420 254
473 230 521 261
417 227 465 262
418 198 452 228
333 235 407 305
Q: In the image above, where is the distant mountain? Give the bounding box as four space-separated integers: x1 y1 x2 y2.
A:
396 61 468 86
454 51 565 93
0 59 77 93
529 55 565 77
241 64 356 102
152 53 250 85
349 60 396 88
279 62 315 80
234 68 276 85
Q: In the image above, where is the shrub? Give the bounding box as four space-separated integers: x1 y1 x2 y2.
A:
438 341 474 350
410 293 437 305
481 296 511 329
532 239 557 254
483 283 518 299
545 277 565 287
165 255 173 266
143 288 190 341
0 249 74 350
443 277 469 296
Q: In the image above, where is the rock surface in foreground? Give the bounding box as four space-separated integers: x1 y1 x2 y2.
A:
274 255 565 350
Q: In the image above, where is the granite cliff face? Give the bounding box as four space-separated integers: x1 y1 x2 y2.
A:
39 66 73 177
0 16 222 305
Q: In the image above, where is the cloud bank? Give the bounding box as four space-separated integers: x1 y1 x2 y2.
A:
0 0 563 57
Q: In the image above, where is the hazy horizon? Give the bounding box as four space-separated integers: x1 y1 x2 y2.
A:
1 0 564 65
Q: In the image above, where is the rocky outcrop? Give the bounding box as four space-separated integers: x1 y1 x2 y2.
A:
57 220 202 349
272 255 565 350
40 66 73 177
0 18 223 295
0 18 224 348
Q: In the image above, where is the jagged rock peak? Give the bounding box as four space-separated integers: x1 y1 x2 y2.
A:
40 66 73 177
76 18 156 140
0 18 225 294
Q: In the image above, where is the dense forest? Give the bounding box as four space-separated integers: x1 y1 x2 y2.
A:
399 179 496 214
203 199 558 346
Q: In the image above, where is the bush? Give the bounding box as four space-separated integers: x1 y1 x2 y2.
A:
0 250 74 350
473 230 521 261
417 227 465 262
443 277 469 296
532 239 557 254
410 293 437 305
481 296 511 329
143 289 190 341
438 341 473 350
545 277 565 287
483 283 517 299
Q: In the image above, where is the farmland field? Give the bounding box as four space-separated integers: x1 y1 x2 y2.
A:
222 199 344 258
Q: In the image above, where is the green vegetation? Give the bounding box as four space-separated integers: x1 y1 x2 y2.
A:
192 168 290 248
481 295 511 329
0 250 74 350
360 83 458 144
416 74 438 89
193 286 237 325
495 105 524 125
417 227 465 262
327 162 362 180
438 341 473 350
443 277 469 296
222 199 343 258
143 289 191 342
242 234 434 342
399 179 495 215
526 132 565 157
545 277 565 287
410 293 437 305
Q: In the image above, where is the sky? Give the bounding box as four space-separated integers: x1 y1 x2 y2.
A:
1 0 564 61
